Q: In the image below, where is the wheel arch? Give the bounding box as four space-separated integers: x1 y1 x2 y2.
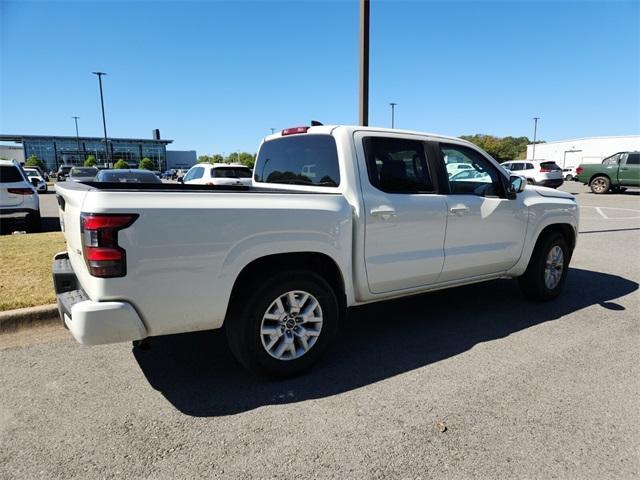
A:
536 223 576 253
589 173 611 185
225 252 347 324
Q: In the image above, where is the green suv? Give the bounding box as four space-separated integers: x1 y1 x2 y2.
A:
576 151 640 194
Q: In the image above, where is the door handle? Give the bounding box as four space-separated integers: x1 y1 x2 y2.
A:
449 205 470 215
370 206 397 220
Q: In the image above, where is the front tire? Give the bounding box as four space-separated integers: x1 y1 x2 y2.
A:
226 270 339 378
518 233 570 301
527 178 536 186
590 176 610 194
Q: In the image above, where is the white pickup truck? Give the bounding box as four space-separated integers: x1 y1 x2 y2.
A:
53 125 579 377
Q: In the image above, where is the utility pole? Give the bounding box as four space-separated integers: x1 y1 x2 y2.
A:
532 117 540 160
359 0 370 126
92 72 110 163
72 116 81 154
270 128 275 134
389 102 397 128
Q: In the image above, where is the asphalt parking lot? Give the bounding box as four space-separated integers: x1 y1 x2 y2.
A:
1 183 639 479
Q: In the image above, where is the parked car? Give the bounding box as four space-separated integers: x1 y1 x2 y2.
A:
23 168 48 193
152 170 162 179
56 164 74 181
23 164 49 182
68 167 98 183
180 163 253 186
445 162 474 177
1 159 40 232
562 166 578 181
53 124 579 377
575 151 640 194
95 169 163 184
500 160 563 188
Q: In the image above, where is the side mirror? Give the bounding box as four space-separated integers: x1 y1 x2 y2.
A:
30 178 39 187
507 175 526 199
178 177 184 184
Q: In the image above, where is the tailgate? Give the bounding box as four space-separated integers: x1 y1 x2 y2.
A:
56 183 89 256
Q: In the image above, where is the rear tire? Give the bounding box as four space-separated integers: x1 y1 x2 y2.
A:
26 212 41 233
590 176 610 194
226 270 339 378
527 178 536 186
518 232 570 301
565 174 574 181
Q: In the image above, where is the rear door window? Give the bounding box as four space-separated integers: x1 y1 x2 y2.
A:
362 137 434 193
254 135 340 187
0 165 25 183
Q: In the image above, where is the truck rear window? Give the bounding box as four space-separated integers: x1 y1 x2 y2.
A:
254 135 340 187
0 165 24 183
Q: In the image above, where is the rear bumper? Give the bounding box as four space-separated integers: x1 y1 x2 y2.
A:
52 252 147 345
0 207 38 218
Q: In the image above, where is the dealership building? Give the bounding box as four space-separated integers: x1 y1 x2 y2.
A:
526 135 640 169
0 133 173 172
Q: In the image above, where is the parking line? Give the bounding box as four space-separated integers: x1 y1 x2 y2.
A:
595 207 608 219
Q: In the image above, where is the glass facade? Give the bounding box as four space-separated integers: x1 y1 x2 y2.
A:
16 136 171 172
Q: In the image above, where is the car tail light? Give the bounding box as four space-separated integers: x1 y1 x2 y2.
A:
80 213 138 278
7 188 34 195
281 126 309 136
576 166 583 175
540 167 551 172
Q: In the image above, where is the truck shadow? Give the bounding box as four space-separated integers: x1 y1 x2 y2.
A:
133 268 638 417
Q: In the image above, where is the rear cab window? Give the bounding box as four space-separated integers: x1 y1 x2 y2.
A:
254 135 340 187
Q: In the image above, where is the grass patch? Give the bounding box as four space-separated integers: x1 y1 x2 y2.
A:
0 232 66 311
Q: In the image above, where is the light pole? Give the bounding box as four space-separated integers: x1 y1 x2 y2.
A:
72 116 81 157
359 0 370 126
389 102 397 128
532 117 540 160
270 128 276 134
92 72 110 163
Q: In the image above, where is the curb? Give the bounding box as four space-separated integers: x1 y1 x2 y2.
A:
0 304 59 333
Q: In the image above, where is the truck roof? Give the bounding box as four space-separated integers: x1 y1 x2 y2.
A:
263 125 470 145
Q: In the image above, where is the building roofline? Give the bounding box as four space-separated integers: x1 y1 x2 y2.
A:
527 134 640 147
0 134 173 144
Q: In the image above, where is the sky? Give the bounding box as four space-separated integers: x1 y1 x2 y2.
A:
1 0 638 155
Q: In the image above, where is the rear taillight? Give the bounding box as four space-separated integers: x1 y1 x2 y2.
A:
80 213 138 278
282 126 309 136
540 167 551 173
7 188 34 195
576 166 583 175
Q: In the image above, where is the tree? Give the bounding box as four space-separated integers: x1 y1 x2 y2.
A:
84 155 96 167
25 154 45 171
212 154 224 163
197 155 212 164
114 159 129 169
138 157 154 170
237 152 256 169
460 134 535 163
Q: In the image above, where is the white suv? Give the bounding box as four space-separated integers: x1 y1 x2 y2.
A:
501 160 564 188
0 159 41 232
180 163 253 186
24 167 48 193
